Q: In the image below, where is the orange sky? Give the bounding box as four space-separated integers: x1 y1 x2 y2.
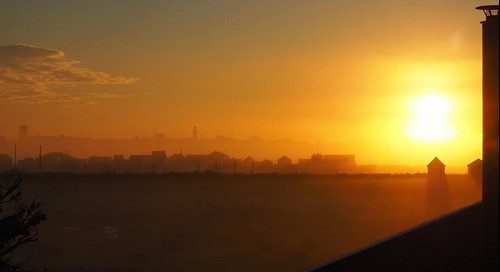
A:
0 0 491 168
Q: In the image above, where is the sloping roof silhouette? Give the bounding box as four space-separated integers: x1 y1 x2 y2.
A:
260 159 273 165
168 154 185 160
242 156 256 163
206 151 228 160
41 152 78 161
468 158 482 167
277 155 292 163
427 157 445 167
308 202 482 272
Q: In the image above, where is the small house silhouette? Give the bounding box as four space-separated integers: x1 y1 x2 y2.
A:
427 157 445 176
467 158 482 182
277 155 292 166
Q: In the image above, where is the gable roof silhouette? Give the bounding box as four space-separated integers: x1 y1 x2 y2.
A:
168 153 185 160
277 155 292 163
427 157 445 167
185 151 229 161
242 156 256 163
207 151 229 159
260 159 273 165
41 152 79 161
467 158 482 167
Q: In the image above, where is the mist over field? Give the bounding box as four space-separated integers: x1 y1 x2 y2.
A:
12 173 480 272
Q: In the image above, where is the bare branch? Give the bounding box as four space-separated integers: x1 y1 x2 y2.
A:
0 173 46 271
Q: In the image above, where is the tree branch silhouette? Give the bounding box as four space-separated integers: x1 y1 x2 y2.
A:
0 174 47 271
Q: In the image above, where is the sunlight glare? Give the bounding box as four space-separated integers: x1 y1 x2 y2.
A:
406 93 456 143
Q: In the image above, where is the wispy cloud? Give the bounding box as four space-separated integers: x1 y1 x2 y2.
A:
0 44 138 104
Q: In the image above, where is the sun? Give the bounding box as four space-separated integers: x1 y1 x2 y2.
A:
405 93 456 143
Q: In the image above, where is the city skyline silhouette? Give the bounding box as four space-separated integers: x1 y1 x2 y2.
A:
0 1 486 169
0 1 496 271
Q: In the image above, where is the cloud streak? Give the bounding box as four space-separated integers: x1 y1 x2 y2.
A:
0 44 138 103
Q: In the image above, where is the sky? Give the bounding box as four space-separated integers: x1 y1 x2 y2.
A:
0 0 494 167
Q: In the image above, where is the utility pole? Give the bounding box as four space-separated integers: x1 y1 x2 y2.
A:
39 145 42 172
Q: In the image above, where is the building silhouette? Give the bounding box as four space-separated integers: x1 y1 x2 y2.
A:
256 159 274 173
19 125 28 140
242 156 257 173
277 155 292 166
426 157 450 214
17 157 36 172
0 154 13 172
128 151 167 173
88 156 113 173
0 149 365 174
38 152 86 173
427 157 445 177
277 155 293 173
467 158 482 183
298 154 356 174
166 153 187 172
112 155 127 173
192 126 198 140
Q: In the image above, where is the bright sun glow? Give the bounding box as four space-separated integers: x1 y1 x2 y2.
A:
406 93 456 143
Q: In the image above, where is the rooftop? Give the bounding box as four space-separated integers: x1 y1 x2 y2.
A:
308 202 482 271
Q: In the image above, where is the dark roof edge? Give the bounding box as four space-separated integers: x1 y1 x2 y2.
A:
305 201 482 272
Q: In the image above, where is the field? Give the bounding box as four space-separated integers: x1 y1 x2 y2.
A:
11 173 480 272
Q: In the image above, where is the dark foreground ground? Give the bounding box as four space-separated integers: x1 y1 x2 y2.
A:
8 173 480 272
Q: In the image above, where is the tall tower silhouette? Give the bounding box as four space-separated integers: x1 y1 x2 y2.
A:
476 5 499 272
19 125 28 140
193 126 198 140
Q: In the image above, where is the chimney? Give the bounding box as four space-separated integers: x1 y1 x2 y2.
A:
476 5 499 271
